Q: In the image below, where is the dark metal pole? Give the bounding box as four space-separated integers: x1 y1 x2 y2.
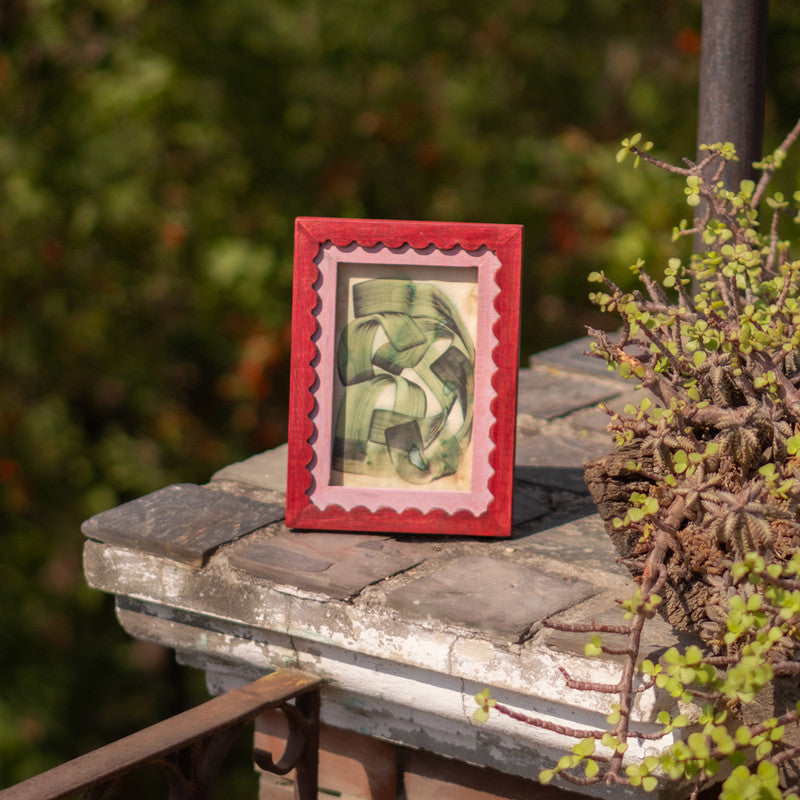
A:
697 0 769 189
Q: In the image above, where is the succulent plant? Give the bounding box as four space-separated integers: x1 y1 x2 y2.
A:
585 122 800 652
476 121 800 798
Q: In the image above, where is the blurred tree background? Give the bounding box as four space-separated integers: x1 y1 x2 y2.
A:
2 0 800 792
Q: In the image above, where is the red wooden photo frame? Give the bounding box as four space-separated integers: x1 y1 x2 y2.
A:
286 218 522 537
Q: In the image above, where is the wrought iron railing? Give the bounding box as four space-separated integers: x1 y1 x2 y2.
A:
0 669 321 800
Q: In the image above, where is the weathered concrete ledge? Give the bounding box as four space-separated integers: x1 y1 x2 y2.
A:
82 337 697 799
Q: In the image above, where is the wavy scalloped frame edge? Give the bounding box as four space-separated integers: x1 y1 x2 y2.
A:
308 241 496 515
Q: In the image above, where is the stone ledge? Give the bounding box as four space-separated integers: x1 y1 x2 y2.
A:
81 337 696 799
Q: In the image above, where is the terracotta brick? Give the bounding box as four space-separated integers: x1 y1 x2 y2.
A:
402 748 586 800
255 712 398 800
258 772 295 800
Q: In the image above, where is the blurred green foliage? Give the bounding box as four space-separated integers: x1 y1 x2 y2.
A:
2 0 800 791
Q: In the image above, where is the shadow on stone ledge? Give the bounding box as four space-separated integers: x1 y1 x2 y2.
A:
514 464 588 495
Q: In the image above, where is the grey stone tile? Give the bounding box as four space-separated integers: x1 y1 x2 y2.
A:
564 388 655 434
81 484 283 567
515 513 704 658
514 433 610 494
530 336 627 383
512 481 551 526
513 512 626 577
229 532 427 600
516 366 621 421
211 444 288 493
562 403 617 434
386 555 599 638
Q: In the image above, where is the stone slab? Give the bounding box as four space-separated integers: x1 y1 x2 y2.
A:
514 432 610 494
511 481 550 527
530 335 626 383
229 532 427 600
513 512 626 577
516 366 620 421
385 555 599 638
564 387 655 436
81 484 283 566
211 443 288 493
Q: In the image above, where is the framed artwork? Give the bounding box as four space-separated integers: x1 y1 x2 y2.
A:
286 218 522 537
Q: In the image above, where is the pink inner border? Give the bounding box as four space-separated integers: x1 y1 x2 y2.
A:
309 242 500 515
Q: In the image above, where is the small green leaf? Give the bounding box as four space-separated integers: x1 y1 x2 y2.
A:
585 634 603 657
642 776 658 792
755 739 773 759
685 645 703 665
628 507 645 522
770 725 785 741
574 737 596 757
641 659 659 676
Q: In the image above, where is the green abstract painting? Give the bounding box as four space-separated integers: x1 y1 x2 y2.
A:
332 274 476 488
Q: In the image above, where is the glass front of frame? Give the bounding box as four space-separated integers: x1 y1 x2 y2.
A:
332 261 477 491
309 243 499 515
